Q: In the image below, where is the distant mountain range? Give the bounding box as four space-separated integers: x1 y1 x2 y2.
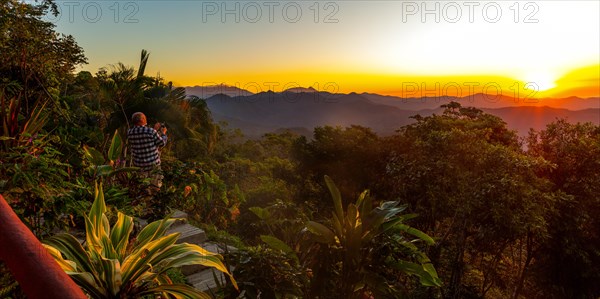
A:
185 84 254 98
361 93 600 111
185 86 600 138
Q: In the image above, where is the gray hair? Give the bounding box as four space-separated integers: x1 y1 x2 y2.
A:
132 112 146 125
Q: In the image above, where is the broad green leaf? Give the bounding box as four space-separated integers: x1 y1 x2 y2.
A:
69 272 107 299
99 257 122 296
121 233 179 284
43 233 94 274
152 242 238 290
346 222 363 258
325 175 344 221
260 235 293 254
108 130 122 162
391 223 435 245
89 182 107 223
135 217 178 248
397 213 418 222
249 206 271 220
150 243 218 271
332 213 344 239
422 262 442 286
154 248 222 271
110 212 134 260
85 182 114 259
99 231 118 260
391 260 442 287
347 203 359 229
43 244 78 272
96 165 114 177
84 214 104 257
260 235 299 263
83 145 105 165
306 221 335 244
358 190 371 218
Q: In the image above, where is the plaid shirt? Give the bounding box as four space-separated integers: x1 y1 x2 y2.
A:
127 125 167 170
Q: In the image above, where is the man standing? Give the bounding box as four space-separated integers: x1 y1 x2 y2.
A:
127 112 167 188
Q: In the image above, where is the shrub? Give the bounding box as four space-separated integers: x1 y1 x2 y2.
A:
43 182 237 298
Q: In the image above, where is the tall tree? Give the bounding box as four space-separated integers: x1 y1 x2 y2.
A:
1 0 86 144
527 120 600 298
386 103 551 298
97 50 151 131
295 125 387 210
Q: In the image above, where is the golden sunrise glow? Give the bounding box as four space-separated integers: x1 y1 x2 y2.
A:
171 64 599 100
58 1 598 101
522 72 558 92
547 65 600 98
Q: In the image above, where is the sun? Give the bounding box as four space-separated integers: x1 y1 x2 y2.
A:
522 72 557 92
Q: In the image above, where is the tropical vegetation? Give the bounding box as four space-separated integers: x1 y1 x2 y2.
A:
1 0 599 298
43 183 236 299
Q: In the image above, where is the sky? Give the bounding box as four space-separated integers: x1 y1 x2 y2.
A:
48 0 600 98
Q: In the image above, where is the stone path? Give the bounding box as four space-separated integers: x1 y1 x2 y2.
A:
165 210 235 292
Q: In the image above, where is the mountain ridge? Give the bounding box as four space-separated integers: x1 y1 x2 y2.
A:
200 90 599 138
186 86 599 110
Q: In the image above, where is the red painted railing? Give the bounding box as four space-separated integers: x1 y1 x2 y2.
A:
0 195 87 299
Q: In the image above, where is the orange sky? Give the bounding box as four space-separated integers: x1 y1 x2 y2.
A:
374 64 600 99
178 64 599 99
543 65 600 99
57 1 599 99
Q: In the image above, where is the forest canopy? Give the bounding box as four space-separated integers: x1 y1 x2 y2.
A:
1 1 599 298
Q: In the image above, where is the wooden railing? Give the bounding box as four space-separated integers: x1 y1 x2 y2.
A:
0 195 86 299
